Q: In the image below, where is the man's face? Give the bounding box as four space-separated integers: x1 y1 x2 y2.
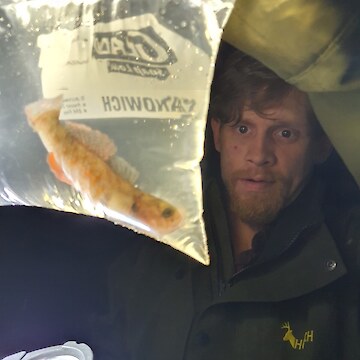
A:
211 91 329 228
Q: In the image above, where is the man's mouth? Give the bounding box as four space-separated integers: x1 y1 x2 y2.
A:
238 177 275 191
244 177 271 182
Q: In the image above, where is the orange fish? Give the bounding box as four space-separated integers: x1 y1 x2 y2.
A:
25 97 182 235
46 121 137 186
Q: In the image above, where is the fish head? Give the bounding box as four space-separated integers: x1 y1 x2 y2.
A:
132 193 183 235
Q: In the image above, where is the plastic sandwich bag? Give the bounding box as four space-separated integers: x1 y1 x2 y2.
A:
0 0 235 265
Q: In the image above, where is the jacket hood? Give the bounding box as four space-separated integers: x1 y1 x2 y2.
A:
222 0 360 185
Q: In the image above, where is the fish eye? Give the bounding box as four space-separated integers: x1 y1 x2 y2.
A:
162 207 174 218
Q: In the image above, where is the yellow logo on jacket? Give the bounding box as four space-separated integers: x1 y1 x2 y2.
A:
281 322 314 350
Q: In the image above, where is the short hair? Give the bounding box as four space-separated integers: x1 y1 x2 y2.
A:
209 43 324 137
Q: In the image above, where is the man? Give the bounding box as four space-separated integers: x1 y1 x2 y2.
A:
90 43 360 359
209 46 332 271
0 44 357 360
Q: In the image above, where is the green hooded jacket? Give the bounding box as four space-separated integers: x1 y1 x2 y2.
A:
89 1 360 358
90 166 360 359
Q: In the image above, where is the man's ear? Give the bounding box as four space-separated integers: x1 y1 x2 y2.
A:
211 118 221 152
314 135 333 164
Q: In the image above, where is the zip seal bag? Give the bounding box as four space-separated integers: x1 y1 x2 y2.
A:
0 0 235 265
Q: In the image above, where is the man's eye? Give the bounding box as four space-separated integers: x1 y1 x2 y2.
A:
276 128 299 142
238 125 248 134
281 129 292 138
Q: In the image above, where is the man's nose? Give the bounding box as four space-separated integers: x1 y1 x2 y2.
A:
245 135 275 166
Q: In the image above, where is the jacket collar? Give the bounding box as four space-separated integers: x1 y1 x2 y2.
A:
254 175 324 265
204 174 347 302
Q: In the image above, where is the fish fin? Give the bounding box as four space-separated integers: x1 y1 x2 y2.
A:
108 156 140 185
65 122 117 160
47 152 73 185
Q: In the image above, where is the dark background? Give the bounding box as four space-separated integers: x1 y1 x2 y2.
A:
0 204 135 357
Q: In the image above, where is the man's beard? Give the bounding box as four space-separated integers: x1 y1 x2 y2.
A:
224 171 288 228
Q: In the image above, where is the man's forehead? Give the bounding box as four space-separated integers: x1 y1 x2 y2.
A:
240 92 310 126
